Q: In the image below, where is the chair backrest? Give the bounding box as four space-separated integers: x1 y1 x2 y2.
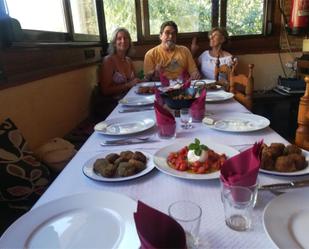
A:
214 56 232 91
229 60 254 110
295 76 309 150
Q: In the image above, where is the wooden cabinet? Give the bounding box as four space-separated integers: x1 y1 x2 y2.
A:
252 91 302 142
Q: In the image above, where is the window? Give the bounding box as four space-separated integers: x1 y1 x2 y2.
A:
103 0 137 42
102 0 269 42
226 1 264 36
3 0 100 42
148 0 212 34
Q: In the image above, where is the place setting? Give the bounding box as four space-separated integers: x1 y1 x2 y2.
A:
117 93 155 113
202 112 270 132
0 191 141 249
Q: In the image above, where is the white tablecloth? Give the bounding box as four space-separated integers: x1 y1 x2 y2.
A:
34 86 308 249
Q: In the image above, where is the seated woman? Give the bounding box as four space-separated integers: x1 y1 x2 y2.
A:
97 27 142 119
191 27 233 80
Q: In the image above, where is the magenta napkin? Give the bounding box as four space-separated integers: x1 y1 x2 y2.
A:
189 88 206 121
134 201 187 249
154 88 164 106
220 141 263 186
154 101 176 137
181 70 190 83
160 72 170 86
182 80 191 89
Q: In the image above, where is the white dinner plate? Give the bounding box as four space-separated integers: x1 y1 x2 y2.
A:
191 79 222 90
191 79 216 85
138 81 161 87
135 82 161 95
94 114 155 135
260 149 309 176
203 112 270 132
263 189 309 249
153 138 239 180
83 151 155 182
0 191 139 249
206 90 234 102
119 95 155 106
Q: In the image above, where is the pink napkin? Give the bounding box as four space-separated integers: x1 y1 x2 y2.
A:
134 201 187 249
154 88 164 106
160 71 170 86
181 70 190 83
182 80 191 89
220 141 263 186
154 101 176 136
189 88 206 121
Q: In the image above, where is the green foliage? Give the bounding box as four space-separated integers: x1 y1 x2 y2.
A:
188 138 208 156
103 0 137 41
103 0 264 41
227 0 263 36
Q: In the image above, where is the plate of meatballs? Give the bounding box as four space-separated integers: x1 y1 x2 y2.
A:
82 150 155 182
260 143 309 176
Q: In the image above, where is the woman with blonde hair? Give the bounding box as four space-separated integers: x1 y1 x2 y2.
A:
96 27 141 119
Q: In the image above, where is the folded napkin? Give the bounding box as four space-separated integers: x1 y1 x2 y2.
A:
154 101 176 137
182 80 191 89
220 141 263 187
181 70 190 83
134 201 186 249
189 88 206 121
160 71 170 86
154 87 164 106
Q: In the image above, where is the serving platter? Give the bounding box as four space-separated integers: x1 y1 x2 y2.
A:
83 151 155 182
0 191 139 249
94 114 155 135
263 189 309 249
135 82 161 95
260 149 309 176
203 112 270 132
153 138 239 180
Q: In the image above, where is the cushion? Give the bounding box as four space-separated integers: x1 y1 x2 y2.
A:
0 118 51 212
35 137 76 172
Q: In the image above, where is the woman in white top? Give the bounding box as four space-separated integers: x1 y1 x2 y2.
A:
191 27 233 80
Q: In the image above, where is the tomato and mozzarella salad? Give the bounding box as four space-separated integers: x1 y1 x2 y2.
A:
167 139 227 174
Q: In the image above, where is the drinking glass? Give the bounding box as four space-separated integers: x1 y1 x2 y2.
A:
168 200 202 249
221 185 254 231
180 108 193 129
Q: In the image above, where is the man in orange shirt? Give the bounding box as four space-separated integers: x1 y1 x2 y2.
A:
144 21 201 81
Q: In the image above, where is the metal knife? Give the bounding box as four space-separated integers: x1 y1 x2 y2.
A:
100 139 158 146
259 179 309 191
118 107 154 113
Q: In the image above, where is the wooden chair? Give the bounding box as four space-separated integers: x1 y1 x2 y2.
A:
229 60 254 110
295 76 309 150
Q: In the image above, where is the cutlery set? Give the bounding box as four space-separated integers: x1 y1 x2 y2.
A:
259 179 309 191
118 107 154 113
101 136 158 146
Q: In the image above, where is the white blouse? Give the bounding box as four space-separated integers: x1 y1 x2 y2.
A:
198 50 233 80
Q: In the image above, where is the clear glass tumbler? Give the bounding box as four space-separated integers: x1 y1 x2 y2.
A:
180 108 193 129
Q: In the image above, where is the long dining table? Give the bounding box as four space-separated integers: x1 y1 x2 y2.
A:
31 85 309 248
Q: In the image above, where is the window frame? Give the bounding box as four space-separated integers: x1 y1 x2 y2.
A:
131 0 279 57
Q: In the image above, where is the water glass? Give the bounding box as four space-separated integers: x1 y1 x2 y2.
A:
180 108 193 129
221 185 254 231
168 200 202 249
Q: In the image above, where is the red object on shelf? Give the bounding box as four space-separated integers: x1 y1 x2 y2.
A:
288 0 309 35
